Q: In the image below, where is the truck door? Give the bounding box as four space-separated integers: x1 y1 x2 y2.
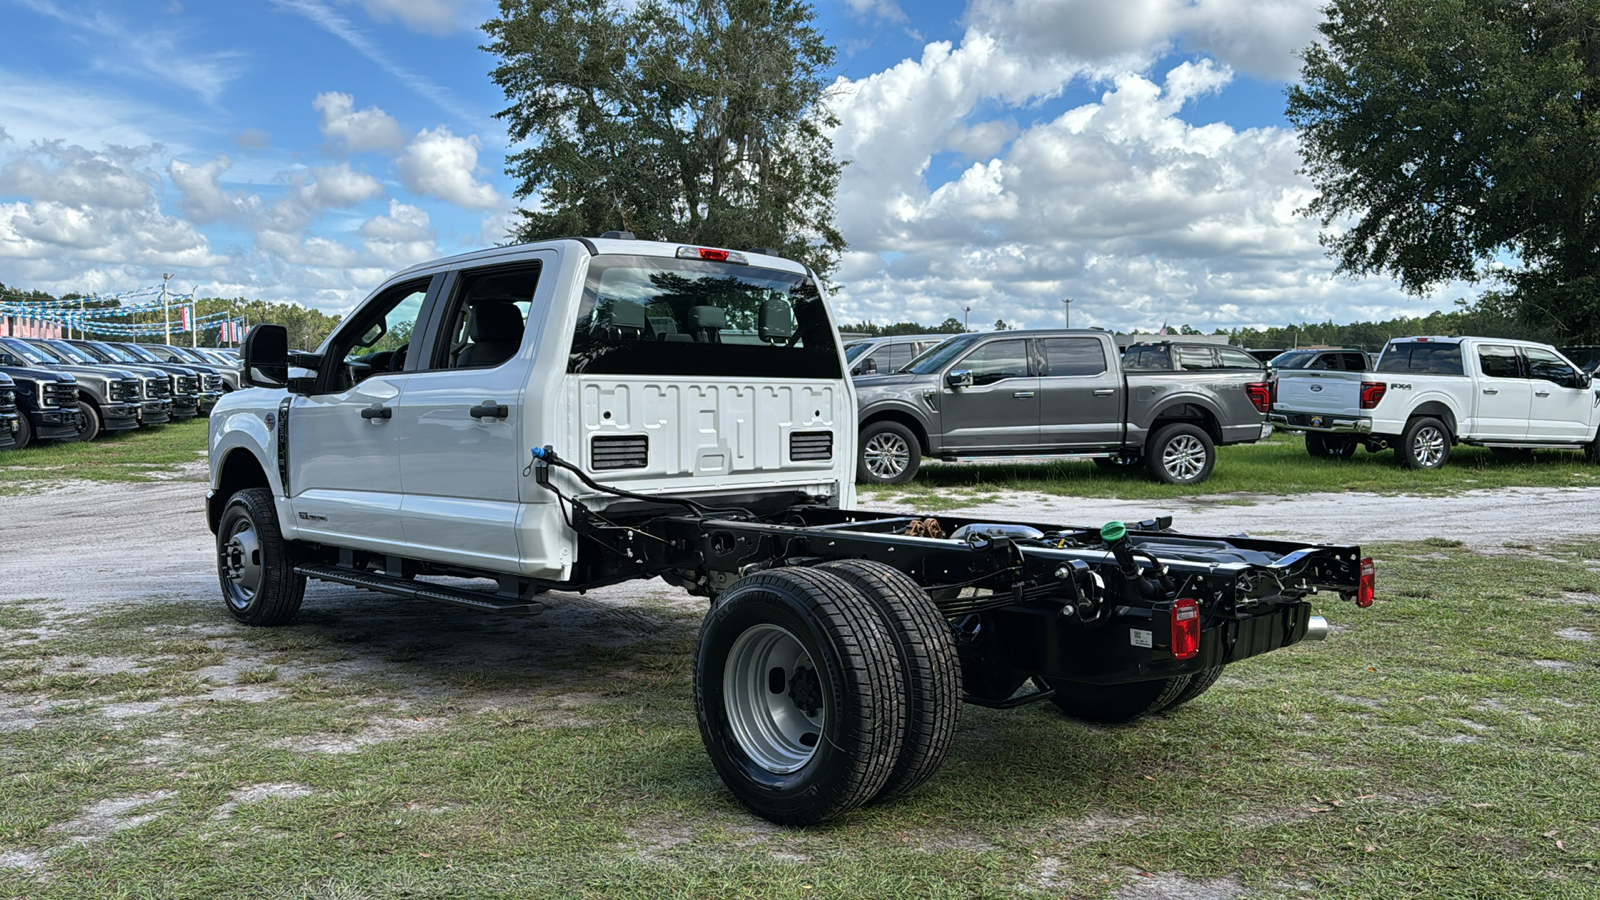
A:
1037 336 1122 449
1471 344 1530 440
392 257 551 570
940 337 1039 450
1523 347 1594 442
288 277 436 550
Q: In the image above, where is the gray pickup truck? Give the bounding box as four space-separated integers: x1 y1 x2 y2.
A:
855 331 1272 485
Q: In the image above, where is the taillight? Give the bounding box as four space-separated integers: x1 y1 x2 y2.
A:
1245 382 1271 413
1359 381 1386 409
1357 558 1375 608
1169 598 1200 660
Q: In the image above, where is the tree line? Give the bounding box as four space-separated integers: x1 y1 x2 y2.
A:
0 283 342 350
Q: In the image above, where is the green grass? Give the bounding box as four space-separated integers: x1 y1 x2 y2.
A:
865 431 1600 506
0 418 208 489
1 542 1596 898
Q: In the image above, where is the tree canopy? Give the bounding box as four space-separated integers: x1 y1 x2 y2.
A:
484 0 846 277
1287 0 1600 341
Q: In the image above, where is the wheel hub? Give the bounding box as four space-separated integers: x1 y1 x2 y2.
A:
221 523 262 602
723 623 825 773
1163 435 1206 480
787 666 823 717
863 433 909 479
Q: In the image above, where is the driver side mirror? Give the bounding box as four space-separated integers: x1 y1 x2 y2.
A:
242 324 289 389
947 368 973 389
1579 371 1593 390
863 358 878 375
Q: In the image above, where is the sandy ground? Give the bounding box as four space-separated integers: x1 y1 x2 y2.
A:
4 473 1600 608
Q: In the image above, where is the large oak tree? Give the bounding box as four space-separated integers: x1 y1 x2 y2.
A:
1288 0 1600 340
484 0 846 276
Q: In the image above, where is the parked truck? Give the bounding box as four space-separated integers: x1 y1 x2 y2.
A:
854 333 1273 485
1270 336 1600 466
2 337 144 442
0 372 20 450
0 351 79 448
209 236 1372 825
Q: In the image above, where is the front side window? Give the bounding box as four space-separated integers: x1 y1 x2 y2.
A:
569 255 840 378
1525 347 1578 386
1040 337 1107 376
957 339 1030 385
324 279 431 388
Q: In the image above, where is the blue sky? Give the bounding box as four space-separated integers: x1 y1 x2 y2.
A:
0 0 1459 331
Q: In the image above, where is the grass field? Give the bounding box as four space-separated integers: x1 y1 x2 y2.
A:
1 540 1596 898
0 418 209 493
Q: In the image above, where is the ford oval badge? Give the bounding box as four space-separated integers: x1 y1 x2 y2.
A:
264 412 276 431
1309 384 1323 392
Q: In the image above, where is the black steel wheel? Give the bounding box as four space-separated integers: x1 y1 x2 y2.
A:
1039 676 1191 724
1398 416 1450 470
67 400 101 442
857 420 921 485
1145 423 1215 485
694 568 905 825
216 487 305 626
814 559 961 802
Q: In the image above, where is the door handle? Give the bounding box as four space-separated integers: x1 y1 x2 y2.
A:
360 404 391 420
1012 391 1035 399
470 400 510 419
1092 388 1115 396
1482 388 1498 395
1535 390 1551 397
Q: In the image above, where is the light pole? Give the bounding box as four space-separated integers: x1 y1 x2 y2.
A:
962 305 972 332
1062 298 1073 328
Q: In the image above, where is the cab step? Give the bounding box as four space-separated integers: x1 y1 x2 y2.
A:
296 564 546 616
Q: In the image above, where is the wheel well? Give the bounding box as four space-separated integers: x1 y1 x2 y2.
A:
861 411 930 456
78 391 98 410
1408 402 1457 438
1150 404 1221 443
208 449 271 534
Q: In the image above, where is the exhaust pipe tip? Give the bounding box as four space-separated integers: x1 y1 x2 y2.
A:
1304 615 1330 642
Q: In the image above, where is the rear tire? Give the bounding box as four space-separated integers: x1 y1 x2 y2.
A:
1093 453 1142 471
1306 432 1356 459
68 400 101 442
216 487 305 626
814 560 961 802
1398 417 1451 469
1040 676 1191 724
858 421 921 485
1156 665 1224 712
1587 433 1600 465
1145 423 1215 485
695 568 905 825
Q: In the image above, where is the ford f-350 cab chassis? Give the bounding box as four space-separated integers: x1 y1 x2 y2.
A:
209 236 1371 825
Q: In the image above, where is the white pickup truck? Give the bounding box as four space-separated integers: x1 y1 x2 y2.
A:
209 236 1371 824
1270 336 1600 468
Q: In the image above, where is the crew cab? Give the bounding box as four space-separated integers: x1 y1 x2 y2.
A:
69 340 202 420
207 237 1371 825
0 353 78 448
1270 336 1600 467
2 337 143 441
854 331 1272 485
40 339 173 427
0 373 20 449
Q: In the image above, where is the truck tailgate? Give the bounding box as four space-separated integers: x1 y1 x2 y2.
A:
1274 370 1363 415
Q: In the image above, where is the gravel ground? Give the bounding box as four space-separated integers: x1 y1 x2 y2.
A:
4 473 1600 609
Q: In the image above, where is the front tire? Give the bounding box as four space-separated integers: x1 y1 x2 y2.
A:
68 400 101 442
1145 423 1215 485
858 421 921 485
216 487 305 626
13 414 33 449
814 560 961 802
695 568 905 825
1399 417 1451 469
1040 676 1191 724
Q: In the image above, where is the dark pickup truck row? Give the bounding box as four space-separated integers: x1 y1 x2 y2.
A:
0 338 239 448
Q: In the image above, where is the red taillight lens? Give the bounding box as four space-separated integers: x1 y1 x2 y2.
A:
1357 558 1375 608
699 248 729 261
1245 382 1271 413
1359 381 1387 409
1169 597 1200 660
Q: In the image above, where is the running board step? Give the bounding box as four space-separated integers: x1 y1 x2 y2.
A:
296 564 546 616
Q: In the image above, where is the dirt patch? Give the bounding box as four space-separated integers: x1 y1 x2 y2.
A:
213 783 316 820
1555 628 1595 643
1116 873 1248 900
49 792 175 845
270 715 449 755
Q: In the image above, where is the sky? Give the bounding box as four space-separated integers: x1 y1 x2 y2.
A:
0 0 1469 333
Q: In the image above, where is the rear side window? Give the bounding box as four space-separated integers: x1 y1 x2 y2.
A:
1476 345 1521 379
1040 338 1107 376
1377 342 1464 375
569 255 841 378
1176 346 1217 370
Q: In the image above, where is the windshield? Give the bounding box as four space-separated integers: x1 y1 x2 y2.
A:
568 255 841 378
1269 350 1315 369
119 343 164 363
1562 347 1600 372
902 333 981 375
1 339 53 365
843 342 871 361
43 341 97 364
89 342 140 363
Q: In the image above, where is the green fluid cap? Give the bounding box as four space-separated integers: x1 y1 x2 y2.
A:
1100 521 1127 543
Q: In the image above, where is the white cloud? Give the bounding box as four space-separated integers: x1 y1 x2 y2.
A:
357 0 473 33
396 127 501 210
296 162 384 208
0 142 159 210
313 92 406 153
845 0 907 23
359 200 439 267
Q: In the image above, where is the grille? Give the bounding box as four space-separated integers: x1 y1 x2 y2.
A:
0 388 14 412
43 382 76 410
180 375 200 395
789 430 834 462
203 374 222 392
112 378 140 402
144 378 171 401
591 434 648 470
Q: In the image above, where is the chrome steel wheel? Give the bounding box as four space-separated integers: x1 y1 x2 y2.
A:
220 518 262 611
863 431 911 481
723 623 826 774
1411 425 1447 468
1162 434 1208 482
